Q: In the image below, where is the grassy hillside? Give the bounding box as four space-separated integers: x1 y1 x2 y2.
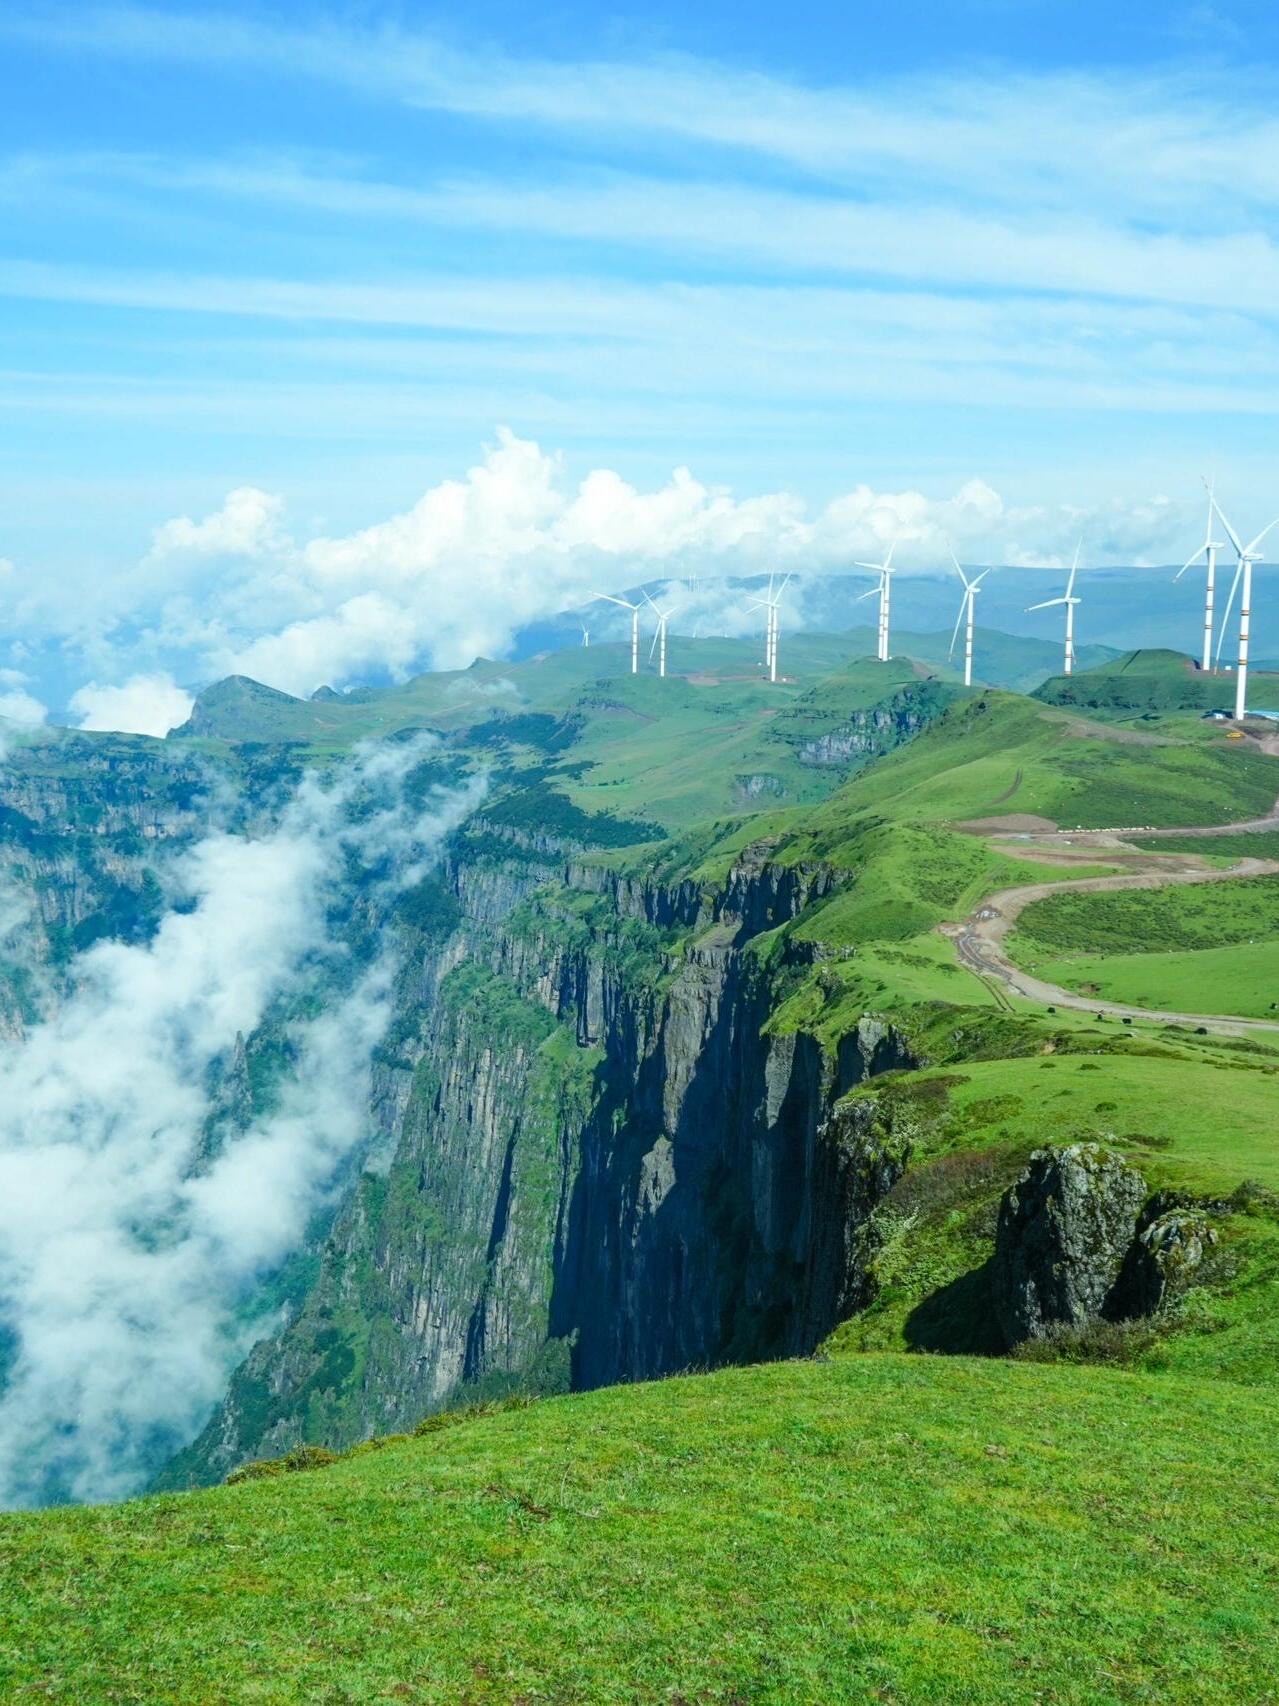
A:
1006 873 1279 1019
3 1354 1277 1705
1034 647 1279 719
797 693 1279 830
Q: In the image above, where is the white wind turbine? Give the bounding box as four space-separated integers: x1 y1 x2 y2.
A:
1026 542 1082 675
590 591 641 674
580 623 590 648
744 574 791 683
1210 495 1279 720
853 541 896 661
948 555 992 688
644 592 677 678
1175 478 1224 673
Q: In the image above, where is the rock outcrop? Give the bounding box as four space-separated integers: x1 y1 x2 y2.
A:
1116 1200 1219 1317
992 1143 1147 1346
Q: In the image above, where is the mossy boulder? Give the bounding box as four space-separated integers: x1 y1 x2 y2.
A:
993 1143 1147 1347
1118 1206 1218 1316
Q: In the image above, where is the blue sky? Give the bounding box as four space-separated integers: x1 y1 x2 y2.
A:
3 1 1279 725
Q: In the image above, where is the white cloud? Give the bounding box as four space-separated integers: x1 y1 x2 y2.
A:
12 13 1279 223
0 739 482 1506
0 669 47 728
70 672 194 737
117 430 1185 697
149 485 286 558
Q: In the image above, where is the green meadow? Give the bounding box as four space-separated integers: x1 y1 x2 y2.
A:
1008 872 1279 1018
3 1355 1277 1706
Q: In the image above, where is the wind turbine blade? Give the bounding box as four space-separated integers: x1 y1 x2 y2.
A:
884 539 897 570
1025 598 1066 613
1245 515 1279 556
971 567 993 588
1065 540 1081 600
649 626 660 663
949 551 971 590
775 573 792 598
1212 497 1245 559
591 591 633 610
1175 548 1204 581
948 599 966 660
1216 562 1243 663
852 561 886 573
854 586 879 603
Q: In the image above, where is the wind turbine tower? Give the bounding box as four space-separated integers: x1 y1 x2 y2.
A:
590 592 641 674
853 542 897 661
1210 496 1279 720
1175 479 1224 672
644 592 677 678
1026 542 1082 675
581 624 590 648
745 574 791 683
949 555 992 688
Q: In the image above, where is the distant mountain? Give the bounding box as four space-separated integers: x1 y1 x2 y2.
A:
523 568 1278 675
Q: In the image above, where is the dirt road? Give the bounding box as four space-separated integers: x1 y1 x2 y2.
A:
941 856 1279 1036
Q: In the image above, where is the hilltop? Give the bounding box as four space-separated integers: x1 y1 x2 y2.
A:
1033 647 1279 719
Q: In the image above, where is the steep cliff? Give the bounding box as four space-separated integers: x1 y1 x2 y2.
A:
0 732 217 1035
166 818 916 1483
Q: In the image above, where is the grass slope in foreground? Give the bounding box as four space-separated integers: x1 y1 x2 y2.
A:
3 1355 1277 1705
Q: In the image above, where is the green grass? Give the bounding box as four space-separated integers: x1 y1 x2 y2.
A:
1010 874 1279 959
4 1354 1278 1705
1006 873 1279 1019
1027 941 1279 1020
899 1051 1279 1194
1131 831 1279 858
803 695 1279 832
1032 648 1275 718
829 1047 1279 1387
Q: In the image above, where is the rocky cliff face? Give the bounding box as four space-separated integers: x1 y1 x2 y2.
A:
166 823 917 1482
0 734 217 1036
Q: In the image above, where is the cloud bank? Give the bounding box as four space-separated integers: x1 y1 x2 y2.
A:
88 430 1186 701
0 739 481 1507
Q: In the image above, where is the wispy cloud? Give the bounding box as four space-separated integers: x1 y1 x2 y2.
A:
2 7 1277 701
9 9 1279 211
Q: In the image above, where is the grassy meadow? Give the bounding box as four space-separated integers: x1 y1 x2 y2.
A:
3 1355 1277 1705
1007 872 1279 1018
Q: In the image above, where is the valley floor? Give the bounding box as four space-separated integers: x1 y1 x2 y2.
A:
2 1353 1276 1704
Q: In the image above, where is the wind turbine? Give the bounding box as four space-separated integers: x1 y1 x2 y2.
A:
853 541 896 661
1210 496 1279 720
948 555 992 688
590 592 640 674
580 623 590 648
1026 542 1082 675
1175 478 1224 673
744 574 791 683
644 592 677 678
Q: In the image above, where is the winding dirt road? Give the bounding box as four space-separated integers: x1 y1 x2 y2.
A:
941 852 1279 1038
